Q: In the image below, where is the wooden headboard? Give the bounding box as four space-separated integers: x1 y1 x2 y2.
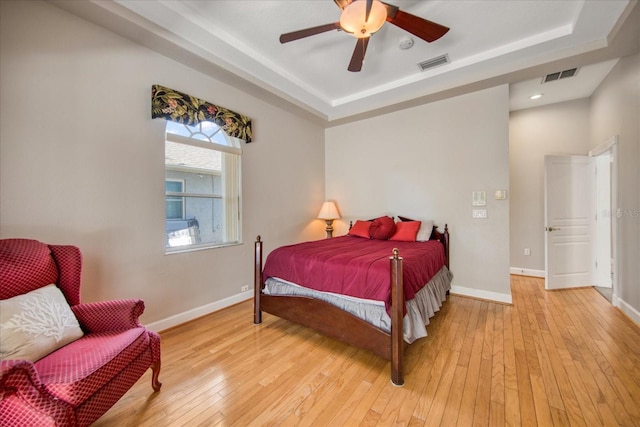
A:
430 224 450 269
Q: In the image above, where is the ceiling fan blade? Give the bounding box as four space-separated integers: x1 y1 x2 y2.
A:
365 0 373 22
348 37 370 72
383 3 449 43
333 0 352 10
279 22 342 43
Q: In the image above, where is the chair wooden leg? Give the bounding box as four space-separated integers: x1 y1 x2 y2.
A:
151 361 162 392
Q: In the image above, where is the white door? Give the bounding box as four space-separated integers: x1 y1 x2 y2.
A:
594 153 612 288
544 155 595 290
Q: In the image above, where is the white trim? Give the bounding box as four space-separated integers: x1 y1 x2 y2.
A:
589 136 619 303
588 135 617 157
166 191 223 199
166 165 222 176
450 285 512 304
509 267 545 278
145 290 252 332
615 296 640 327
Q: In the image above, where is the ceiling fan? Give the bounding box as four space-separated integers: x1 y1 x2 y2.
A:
279 0 449 72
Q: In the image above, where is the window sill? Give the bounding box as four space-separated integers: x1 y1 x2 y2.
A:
165 241 242 255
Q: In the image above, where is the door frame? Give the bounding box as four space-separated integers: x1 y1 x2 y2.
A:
589 135 619 304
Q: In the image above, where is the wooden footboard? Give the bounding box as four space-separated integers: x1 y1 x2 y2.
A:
253 236 406 386
253 227 449 386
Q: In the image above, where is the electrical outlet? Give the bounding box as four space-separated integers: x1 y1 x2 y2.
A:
524 248 531 256
240 285 249 292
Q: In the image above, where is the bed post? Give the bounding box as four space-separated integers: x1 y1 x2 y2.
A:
390 248 404 386
254 236 263 324
444 224 450 269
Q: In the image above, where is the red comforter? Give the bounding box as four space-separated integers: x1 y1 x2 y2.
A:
262 236 446 309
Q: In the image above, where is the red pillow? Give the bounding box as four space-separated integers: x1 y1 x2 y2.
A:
390 221 421 241
348 220 372 238
369 216 396 240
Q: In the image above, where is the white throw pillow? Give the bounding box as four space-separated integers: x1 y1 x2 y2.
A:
416 220 435 242
0 284 84 362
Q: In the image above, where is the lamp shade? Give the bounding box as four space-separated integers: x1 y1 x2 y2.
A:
340 0 387 38
317 201 341 220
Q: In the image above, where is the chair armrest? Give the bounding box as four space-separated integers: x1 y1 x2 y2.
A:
1 360 74 424
1 359 43 392
72 299 145 333
1 359 48 403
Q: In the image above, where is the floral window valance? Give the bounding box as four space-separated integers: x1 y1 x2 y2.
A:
152 84 252 143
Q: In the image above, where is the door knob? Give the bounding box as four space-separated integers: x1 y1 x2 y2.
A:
545 226 559 231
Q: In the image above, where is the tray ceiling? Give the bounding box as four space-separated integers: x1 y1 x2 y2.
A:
51 0 637 123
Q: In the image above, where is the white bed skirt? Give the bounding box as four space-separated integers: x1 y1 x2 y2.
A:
263 266 452 344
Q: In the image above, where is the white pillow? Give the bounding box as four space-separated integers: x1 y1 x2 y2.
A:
0 284 84 362
416 220 435 242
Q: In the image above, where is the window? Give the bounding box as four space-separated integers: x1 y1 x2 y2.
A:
165 179 185 219
165 121 242 252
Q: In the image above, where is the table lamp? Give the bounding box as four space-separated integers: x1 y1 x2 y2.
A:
317 201 341 238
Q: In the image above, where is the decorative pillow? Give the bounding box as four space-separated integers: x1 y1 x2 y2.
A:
397 216 434 242
0 284 84 362
348 220 372 238
390 221 421 241
369 216 397 240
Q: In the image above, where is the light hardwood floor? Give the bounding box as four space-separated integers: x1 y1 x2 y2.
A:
94 276 640 426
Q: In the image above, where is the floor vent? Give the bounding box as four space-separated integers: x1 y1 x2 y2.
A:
417 54 449 72
543 67 578 83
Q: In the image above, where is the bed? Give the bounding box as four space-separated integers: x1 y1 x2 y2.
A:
253 220 451 386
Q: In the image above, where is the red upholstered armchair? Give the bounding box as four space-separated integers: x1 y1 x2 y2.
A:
0 239 161 426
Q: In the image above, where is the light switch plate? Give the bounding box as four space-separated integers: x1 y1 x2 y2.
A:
495 190 507 200
473 209 487 219
472 191 487 206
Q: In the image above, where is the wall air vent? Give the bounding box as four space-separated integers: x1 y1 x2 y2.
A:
542 67 578 83
417 54 449 72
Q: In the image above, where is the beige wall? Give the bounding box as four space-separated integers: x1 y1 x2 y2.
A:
589 53 640 321
3 1 635 326
508 53 639 321
0 1 326 329
509 99 591 274
326 86 512 303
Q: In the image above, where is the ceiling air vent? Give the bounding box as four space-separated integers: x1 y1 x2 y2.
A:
417 54 449 72
542 67 578 83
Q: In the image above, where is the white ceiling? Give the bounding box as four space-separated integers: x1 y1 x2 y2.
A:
51 0 639 124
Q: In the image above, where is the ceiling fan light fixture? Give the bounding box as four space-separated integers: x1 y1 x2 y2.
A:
340 0 387 38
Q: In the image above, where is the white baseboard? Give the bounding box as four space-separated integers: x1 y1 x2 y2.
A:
450 285 513 304
615 295 640 327
510 267 545 278
146 290 253 333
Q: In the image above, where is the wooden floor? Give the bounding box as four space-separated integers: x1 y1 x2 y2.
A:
94 276 640 426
